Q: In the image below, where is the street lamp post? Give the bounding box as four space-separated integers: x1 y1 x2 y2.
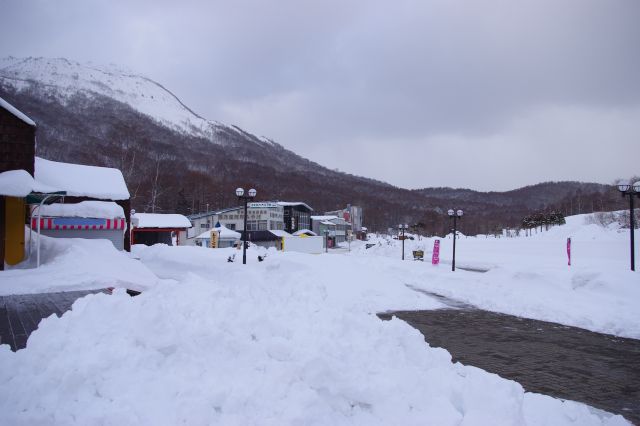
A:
324 228 329 253
398 224 408 260
617 182 639 271
236 187 257 265
448 209 464 271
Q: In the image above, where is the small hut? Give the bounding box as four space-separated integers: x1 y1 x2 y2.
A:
31 201 127 250
195 225 241 248
131 213 192 246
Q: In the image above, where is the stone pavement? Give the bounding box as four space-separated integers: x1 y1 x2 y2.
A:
379 307 640 425
0 289 107 351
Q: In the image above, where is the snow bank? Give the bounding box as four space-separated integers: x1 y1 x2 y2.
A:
356 213 640 338
133 213 191 229
0 234 158 295
0 244 628 425
35 157 130 200
36 201 125 219
0 169 34 197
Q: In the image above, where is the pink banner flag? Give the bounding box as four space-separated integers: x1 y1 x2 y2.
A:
567 237 571 266
432 239 440 265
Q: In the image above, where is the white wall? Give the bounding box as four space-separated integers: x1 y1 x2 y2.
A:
282 236 324 254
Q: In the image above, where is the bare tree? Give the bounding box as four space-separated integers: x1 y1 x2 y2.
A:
146 155 167 213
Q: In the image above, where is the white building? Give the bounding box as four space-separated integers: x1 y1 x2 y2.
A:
325 204 363 232
310 215 351 245
217 202 285 232
186 202 285 246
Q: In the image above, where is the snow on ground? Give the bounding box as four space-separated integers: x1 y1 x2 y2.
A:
0 212 636 424
354 212 640 338
0 234 158 295
0 242 629 425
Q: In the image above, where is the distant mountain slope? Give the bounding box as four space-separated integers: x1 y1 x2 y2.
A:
0 56 625 234
414 182 611 211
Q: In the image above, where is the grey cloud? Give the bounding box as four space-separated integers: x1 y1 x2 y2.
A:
1 0 638 190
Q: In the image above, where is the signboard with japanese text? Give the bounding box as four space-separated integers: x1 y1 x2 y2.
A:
432 239 440 265
210 229 219 248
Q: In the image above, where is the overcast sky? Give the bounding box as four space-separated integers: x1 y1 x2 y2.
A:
1 0 639 190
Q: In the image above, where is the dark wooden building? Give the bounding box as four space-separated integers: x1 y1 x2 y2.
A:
278 202 313 234
0 97 35 175
0 97 36 270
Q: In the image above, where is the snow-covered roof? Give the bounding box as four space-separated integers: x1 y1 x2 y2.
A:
37 201 124 219
269 230 292 238
321 221 336 226
196 230 213 239
133 213 191 229
35 157 130 200
330 217 350 226
276 201 313 211
0 169 61 197
218 225 241 239
293 229 317 236
0 96 36 126
0 169 35 197
311 215 339 221
196 225 241 240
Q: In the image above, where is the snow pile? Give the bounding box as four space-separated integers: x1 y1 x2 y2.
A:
133 213 191 229
0 169 34 197
36 201 125 219
0 245 628 425
0 234 158 295
35 157 130 200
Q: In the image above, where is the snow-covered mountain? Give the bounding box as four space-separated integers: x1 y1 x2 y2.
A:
0 56 274 147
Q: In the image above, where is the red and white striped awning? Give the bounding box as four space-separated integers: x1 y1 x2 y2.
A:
31 217 126 230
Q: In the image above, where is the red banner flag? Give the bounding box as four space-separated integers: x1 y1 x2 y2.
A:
567 237 571 266
432 239 440 265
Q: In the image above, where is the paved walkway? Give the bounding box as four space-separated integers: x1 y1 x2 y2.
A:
379 305 640 424
0 290 106 351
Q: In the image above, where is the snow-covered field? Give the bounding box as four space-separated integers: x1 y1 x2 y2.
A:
356 213 639 339
0 212 636 425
